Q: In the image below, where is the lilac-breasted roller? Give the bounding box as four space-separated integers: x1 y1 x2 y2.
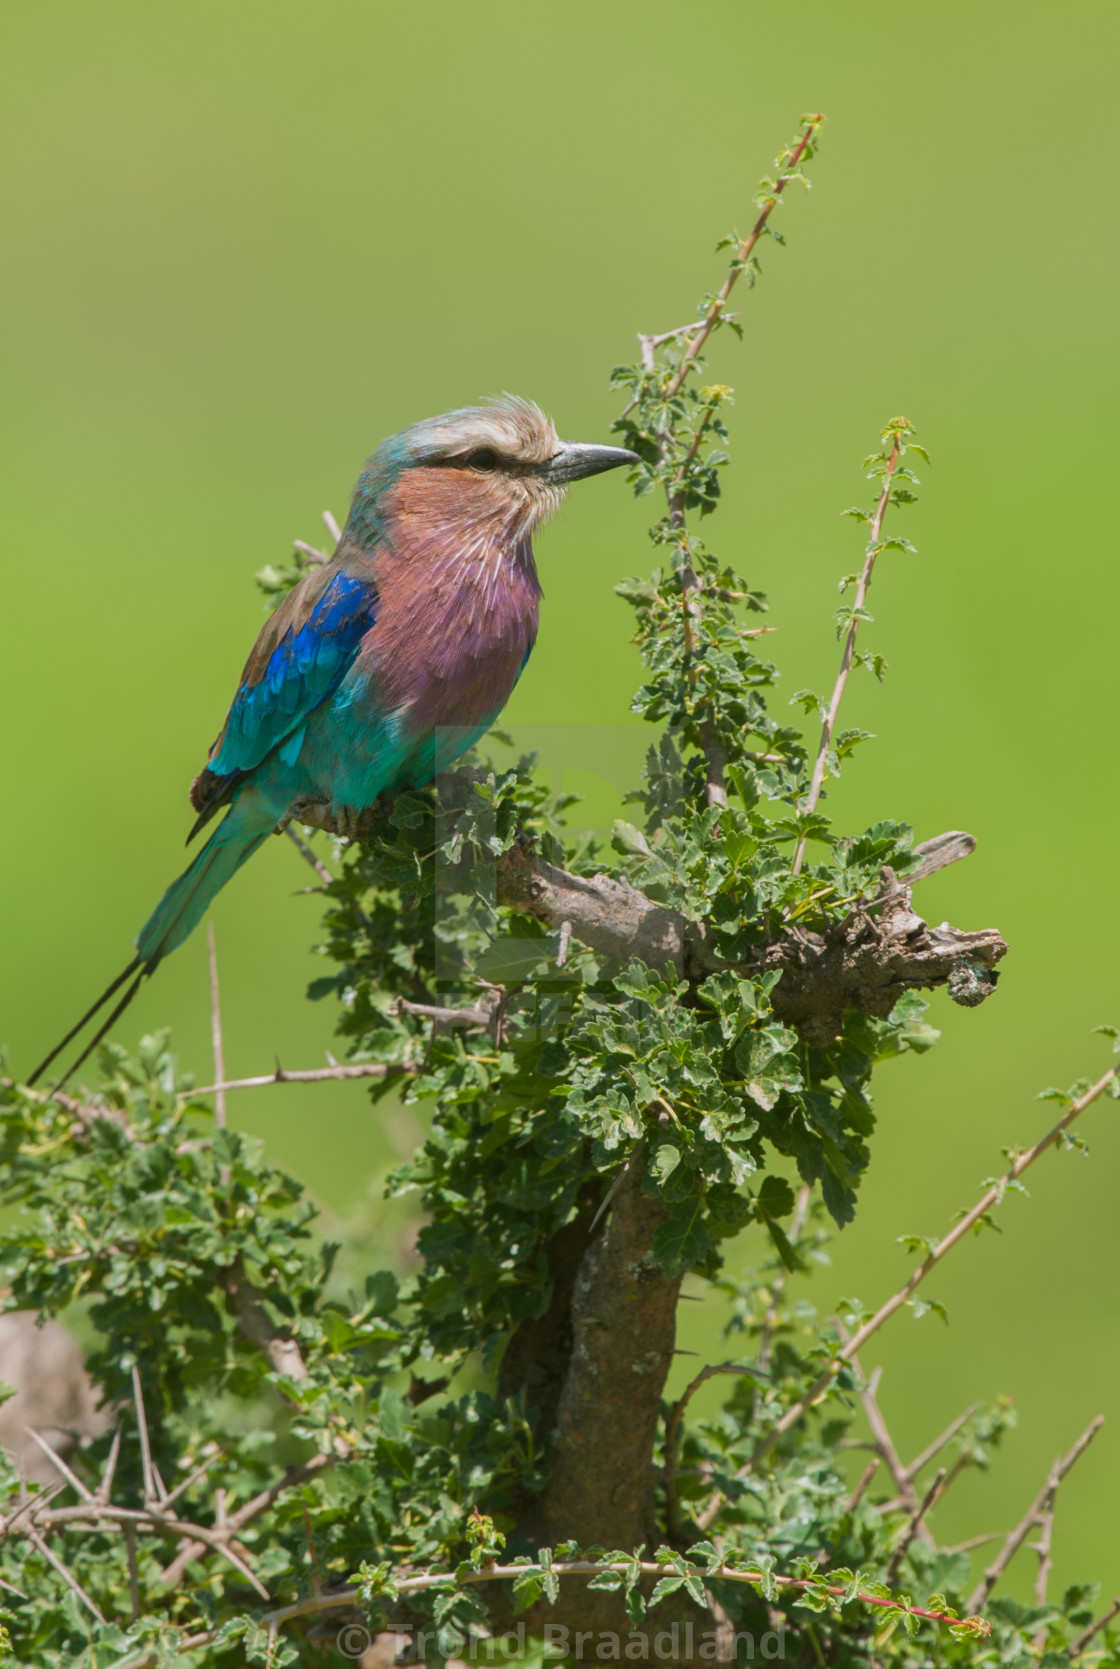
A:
30 397 636 1085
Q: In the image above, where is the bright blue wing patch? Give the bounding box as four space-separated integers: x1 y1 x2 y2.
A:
210 572 375 777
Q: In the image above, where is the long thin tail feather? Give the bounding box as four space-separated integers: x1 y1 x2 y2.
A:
26 793 275 1091
135 800 273 968
25 957 142 1087
54 970 147 1090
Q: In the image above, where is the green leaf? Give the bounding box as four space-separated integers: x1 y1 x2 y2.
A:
537 1547 559 1604
649 1575 685 1605
651 1143 681 1184
378 1386 408 1441
474 933 549 982
653 1197 715 1276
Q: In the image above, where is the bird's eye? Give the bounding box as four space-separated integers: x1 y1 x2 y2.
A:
466 448 499 473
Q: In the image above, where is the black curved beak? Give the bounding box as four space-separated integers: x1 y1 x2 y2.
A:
539 441 639 485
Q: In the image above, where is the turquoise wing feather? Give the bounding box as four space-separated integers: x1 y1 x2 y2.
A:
189 560 377 836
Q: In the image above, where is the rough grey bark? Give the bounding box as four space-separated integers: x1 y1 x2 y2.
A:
293 796 1004 1048
536 1157 680 1555
496 1195 601 1452
494 1157 685 1641
497 832 1005 1046
497 841 687 972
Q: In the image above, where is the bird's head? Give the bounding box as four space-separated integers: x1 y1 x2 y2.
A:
345 395 637 546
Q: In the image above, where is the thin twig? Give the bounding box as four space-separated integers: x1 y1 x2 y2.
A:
0 1478 66 1537
183 1059 413 1098
630 116 821 813
850 1360 919 1516
589 1144 644 1234
942 1533 1001 1555
756 1181 813 1374
966 1416 1104 1613
158 1452 337 1590
322 510 343 546
22 1428 96 1505
24 1524 107 1624
792 431 902 874
285 824 335 887
665 1364 758 1538
661 119 822 403
206 923 227 1131
293 539 329 564
700 1063 1117 1520
159 1446 224 1512
1072 1595 1120 1656
767 1073 1116 1466
260 1557 987 1636
637 320 737 372
906 831 976 885
197 1533 269 1598
1031 1497 1055 1649
98 1423 122 1506
847 1457 880 1512
131 1367 162 1507
904 1402 981 1482
20 1497 275 1599
885 1468 947 1586
112 1630 218 1669
124 1522 140 1620
391 995 498 1032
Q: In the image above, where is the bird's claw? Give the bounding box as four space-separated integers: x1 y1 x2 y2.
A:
333 804 364 842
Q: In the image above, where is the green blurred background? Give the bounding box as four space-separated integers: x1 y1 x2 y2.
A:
3 0 1118 1601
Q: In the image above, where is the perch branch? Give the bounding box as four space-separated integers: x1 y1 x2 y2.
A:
285 805 1002 1046
905 830 975 884
391 992 501 1034
285 824 335 887
495 830 1004 1046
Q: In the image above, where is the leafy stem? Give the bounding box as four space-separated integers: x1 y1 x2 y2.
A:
792 417 920 873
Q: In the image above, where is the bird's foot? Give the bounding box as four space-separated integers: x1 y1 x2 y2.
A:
333 803 366 842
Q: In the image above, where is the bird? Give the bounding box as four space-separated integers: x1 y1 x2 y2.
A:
29 396 636 1087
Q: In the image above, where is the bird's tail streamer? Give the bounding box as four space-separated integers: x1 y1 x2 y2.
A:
26 797 275 1090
